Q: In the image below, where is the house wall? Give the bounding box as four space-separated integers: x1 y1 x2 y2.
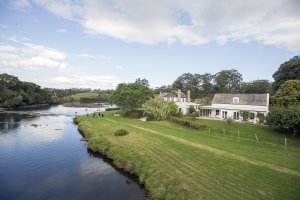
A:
201 104 268 124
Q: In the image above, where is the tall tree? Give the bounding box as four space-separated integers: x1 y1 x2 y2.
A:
109 83 153 110
213 69 243 93
272 80 300 106
172 73 201 99
272 56 300 92
268 80 300 136
241 79 271 94
135 78 149 87
199 73 214 95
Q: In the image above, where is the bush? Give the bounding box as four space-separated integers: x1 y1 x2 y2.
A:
169 116 207 130
240 111 250 121
257 113 265 124
114 129 129 136
105 107 121 111
146 114 155 121
124 109 144 118
226 117 233 125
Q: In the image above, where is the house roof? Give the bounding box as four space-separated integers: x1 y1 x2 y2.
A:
212 93 268 106
162 91 186 98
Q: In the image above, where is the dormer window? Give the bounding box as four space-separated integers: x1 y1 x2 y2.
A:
233 97 239 103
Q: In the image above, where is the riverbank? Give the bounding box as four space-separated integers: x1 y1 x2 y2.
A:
75 111 300 199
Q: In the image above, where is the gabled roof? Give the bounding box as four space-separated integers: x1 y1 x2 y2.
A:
162 91 186 98
212 93 268 106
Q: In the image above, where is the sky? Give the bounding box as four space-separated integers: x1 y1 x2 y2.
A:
0 0 299 89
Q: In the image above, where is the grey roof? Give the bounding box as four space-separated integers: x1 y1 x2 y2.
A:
162 92 186 98
212 93 268 106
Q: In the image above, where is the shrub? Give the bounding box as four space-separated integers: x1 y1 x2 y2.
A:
169 116 207 130
257 113 265 124
105 107 121 111
226 117 233 125
124 109 144 118
240 111 250 121
114 129 129 136
188 106 196 114
143 97 178 121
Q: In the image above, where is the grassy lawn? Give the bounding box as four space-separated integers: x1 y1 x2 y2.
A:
63 92 99 102
76 111 300 200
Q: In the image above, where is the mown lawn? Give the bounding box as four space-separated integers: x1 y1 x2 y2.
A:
63 92 99 101
76 111 300 200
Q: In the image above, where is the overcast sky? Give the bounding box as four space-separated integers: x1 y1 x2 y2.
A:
0 0 299 89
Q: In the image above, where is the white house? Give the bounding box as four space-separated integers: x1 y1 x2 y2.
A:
199 93 269 123
160 89 200 115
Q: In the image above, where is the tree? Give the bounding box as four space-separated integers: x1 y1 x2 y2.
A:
199 73 214 95
135 78 149 87
241 80 271 94
267 105 300 136
272 56 300 92
172 73 200 99
109 83 153 110
213 69 243 93
272 80 300 106
144 97 178 120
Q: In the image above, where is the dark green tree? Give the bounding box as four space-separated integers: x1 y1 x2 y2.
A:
109 83 153 110
272 56 300 92
272 80 300 106
135 78 149 87
213 69 243 93
241 80 271 94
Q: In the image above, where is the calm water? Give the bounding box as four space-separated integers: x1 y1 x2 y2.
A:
0 105 145 200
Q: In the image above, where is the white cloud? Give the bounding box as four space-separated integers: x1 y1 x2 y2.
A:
38 75 120 89
6 35 19 42
12 0 31 10
76 53 112 59
30 0 300 51
115 65 123 69
56 28 68 33
0 43 70 71
0 24 7 29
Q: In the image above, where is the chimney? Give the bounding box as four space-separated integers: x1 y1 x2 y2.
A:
187 90 190 102
159 91 162 98
178 89 181 102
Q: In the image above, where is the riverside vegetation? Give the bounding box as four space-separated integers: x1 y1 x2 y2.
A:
76 111 300 200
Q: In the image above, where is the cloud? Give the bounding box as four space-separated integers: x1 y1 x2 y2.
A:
11 0 31 10
115 65 123 69
76 53 112 59
56 28 68 33
0 24 7 29
38 75 120 89
30 0 300 51
0 43 70 71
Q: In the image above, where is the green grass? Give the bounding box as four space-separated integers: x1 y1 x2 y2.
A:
76 112 300 200
63 92 99 102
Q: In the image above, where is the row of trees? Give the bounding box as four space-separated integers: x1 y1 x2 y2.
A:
154 56 300 100
154 70 271 100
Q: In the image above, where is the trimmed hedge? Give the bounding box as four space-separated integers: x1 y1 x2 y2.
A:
170 116 207 130
105 107 121 111
114 129 129 136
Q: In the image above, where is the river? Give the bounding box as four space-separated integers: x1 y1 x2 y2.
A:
0 105 145 200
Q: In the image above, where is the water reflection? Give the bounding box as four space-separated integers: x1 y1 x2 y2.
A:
0 105 145 200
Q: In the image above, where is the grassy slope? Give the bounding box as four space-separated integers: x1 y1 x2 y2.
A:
63 92 99 101
76 112 300 200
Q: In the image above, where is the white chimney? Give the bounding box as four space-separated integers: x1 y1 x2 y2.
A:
178 89 181 102
187 90 190 102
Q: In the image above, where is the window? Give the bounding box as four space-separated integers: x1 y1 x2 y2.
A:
233 112 240 120
216 110 220 115
250 113 255 120
179 108 182 113
233 97 239 103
